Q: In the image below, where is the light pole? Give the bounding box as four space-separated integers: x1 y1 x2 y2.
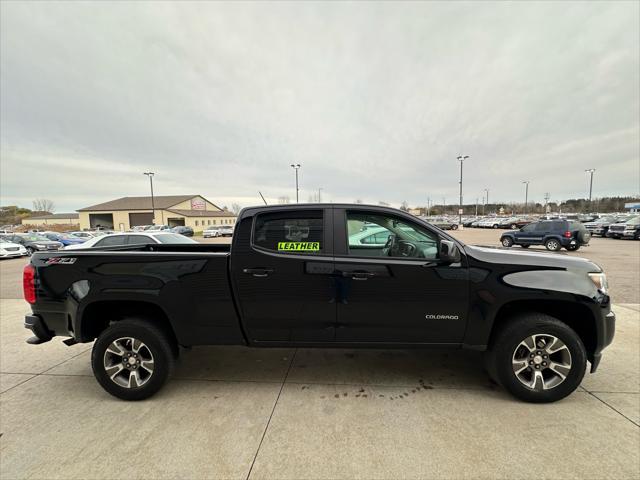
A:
143 172 156 224
457 155 469 225
475 197 478 217
585 169 595 211
522 181 530 214
318 188 323 203
290 164 301 203
484 188 489 215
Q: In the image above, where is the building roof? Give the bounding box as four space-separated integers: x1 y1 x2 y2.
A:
166 209 236 218
28 213 79 220
78 195 217 211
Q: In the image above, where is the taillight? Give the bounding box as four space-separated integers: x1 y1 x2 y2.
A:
563 231 572 238
23 264 36 304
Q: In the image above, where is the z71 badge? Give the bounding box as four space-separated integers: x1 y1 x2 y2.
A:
45 257 77 265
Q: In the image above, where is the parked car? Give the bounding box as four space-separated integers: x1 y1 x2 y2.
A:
0 238 28 258
170 226 194 237
584 216 623 237
146 225 170 232
607 216 640 240
203 226 221 238
500 220 590 251
24 204 614 403
64 232 198 250
219 225 234 237
42 232 87 247
4 233 62 255
68 231 95 239
427 218 458 230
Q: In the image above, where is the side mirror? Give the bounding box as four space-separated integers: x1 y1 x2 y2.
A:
440 239 461 263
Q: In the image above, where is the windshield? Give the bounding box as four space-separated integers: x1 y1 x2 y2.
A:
154 233 198 244
626 216 640 225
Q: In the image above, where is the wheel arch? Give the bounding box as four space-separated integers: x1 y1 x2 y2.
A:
487 299 598 364
77 300 178 348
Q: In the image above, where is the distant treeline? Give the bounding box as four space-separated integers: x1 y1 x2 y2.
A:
412 196 640 216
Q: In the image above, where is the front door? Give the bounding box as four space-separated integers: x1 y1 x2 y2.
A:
230 208 336 343
334 209 468 344
514 223 540 244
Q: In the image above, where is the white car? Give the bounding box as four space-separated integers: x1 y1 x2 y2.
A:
203 226 221 238
146 225 171 232
68 231 95 239
0 239 28 258
64 232 198 250
219 226 234 237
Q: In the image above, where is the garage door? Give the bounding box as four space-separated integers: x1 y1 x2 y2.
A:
129 212 154 227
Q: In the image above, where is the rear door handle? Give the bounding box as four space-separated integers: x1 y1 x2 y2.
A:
242 268 274 277
343 271 376 280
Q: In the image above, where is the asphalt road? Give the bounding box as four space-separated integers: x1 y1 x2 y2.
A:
2 230 638 303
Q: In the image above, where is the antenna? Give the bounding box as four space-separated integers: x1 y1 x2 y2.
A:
258 191 268 205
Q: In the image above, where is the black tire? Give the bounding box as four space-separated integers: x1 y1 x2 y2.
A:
451 224 458 230
493 224 499 229
511 224 518 229
91 318 175 401
501 237 514 247
521 244 530 248
565 245 580 251
544 238 561 251
577 230 590 244
488 313 587 403
26 247 35 256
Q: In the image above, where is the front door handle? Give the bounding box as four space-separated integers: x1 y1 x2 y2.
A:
242 268 274 277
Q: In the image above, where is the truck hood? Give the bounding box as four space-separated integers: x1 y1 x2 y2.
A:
463 245 602 273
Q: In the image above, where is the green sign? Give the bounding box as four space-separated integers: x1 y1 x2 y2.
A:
277 242 320 252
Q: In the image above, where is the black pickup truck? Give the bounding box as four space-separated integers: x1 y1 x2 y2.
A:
23 204 615 403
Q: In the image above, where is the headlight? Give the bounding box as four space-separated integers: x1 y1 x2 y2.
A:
588 272 608 294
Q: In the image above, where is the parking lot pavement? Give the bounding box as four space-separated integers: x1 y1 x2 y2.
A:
1 299 638 479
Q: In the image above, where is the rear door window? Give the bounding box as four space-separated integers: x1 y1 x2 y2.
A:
94 235 127 247
535 222 553 232
253 210 324 254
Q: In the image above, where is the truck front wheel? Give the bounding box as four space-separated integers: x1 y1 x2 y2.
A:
488 313 587 403
91 318 175 401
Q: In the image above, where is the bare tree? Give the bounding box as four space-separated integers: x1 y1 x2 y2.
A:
400 201 409 211
231 203 241 215
378 201 390 207
32 199 55 213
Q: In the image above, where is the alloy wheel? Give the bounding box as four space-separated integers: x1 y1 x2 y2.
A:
511 334 572 391
103 337 155 388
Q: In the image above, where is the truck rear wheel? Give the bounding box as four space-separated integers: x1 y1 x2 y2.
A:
489 313 586 403
91 318 175 401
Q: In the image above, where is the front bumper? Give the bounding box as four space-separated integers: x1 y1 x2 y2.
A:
591 309 616 373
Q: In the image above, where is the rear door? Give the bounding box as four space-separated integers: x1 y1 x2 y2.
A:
230 208 336 343
333 208 468 344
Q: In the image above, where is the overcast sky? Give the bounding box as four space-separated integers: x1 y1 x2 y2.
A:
1 1 639 212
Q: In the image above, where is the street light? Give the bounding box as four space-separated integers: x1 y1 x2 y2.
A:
318 188 323 203
456 155 469 225
585 169 596 210
484 188 489 215
290 164 301 203
143 172 156 225
522 181 530 214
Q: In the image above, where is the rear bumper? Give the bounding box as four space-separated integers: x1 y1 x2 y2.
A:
24 315 53 344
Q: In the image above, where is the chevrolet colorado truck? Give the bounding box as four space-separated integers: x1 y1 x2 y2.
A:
23 204 615 403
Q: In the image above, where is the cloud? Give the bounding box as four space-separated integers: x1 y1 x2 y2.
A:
1 1 638 211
